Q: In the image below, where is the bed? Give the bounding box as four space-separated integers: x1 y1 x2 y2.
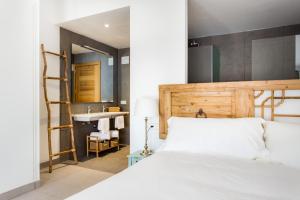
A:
67 80 300 200
67 151 300 200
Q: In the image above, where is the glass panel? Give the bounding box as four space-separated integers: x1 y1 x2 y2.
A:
252 36 298 81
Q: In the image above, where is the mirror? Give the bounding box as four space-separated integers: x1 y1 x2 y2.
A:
71 44 114 103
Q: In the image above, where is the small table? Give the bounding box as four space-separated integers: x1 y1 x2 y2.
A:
127 151 151 167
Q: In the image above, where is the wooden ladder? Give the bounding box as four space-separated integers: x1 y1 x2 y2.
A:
41 44 78 173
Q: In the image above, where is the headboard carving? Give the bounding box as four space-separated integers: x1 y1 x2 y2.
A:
159 80 300 139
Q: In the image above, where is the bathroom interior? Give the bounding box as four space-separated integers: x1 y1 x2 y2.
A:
41 7 131 174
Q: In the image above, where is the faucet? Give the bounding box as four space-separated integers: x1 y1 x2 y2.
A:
102 105 107 112
87 106 92 114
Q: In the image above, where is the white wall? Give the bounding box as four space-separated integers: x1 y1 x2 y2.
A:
0 0 39 194
129 0 188 152
41 0 188 154
39 0 62 163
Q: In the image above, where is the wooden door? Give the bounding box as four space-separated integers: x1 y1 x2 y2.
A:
74 62 101 102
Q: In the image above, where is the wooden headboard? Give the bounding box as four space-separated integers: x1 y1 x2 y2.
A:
159 80 300 139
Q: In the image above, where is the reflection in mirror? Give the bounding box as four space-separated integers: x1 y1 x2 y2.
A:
71 44 114 103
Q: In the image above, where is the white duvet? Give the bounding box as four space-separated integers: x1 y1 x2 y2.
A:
67 151 300 200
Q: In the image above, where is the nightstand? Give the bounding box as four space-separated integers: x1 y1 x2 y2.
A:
127 151 151 167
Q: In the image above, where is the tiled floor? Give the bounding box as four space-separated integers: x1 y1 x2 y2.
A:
78 145 129 174
13 165 113 200
12 146 129 200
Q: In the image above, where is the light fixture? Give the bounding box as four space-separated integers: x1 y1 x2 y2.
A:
82 45 110 56
134 97 159 156
104 24 110 28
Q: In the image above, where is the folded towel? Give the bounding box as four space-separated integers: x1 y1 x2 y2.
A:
90 131 111 141
110 130 119 138
90 132 101 141
99 131 111 141
98 118 110 132
115 116 124 129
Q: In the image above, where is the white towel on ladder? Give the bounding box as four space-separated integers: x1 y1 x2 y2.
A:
98 118 110 132
115 116 124 129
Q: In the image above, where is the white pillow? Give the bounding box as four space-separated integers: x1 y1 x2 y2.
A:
264 121 300 169
162 117 267 159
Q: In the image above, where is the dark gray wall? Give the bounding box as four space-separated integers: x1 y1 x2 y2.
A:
252 36 297 80
189 24 300 81
118 48 130 145
73 52 114 102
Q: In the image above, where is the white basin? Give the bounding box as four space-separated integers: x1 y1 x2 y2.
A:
73 112 129 122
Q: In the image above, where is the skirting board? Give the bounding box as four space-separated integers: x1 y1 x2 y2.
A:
0 181 40 200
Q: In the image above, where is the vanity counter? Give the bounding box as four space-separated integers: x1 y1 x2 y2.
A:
72 112 129 122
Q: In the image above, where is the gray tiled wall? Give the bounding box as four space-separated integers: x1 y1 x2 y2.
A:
189 24 300 81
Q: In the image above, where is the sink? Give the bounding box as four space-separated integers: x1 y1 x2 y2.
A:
72 112 129 122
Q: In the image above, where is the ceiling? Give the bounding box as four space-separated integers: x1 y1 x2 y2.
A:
61 1 300 47
189 0 300 38
60 7 130 49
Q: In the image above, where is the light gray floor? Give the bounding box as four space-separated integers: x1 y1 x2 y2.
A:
78 145 129 174
12 165 113 200
12 146 129 200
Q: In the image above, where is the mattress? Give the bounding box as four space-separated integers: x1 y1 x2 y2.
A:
66 151 300 200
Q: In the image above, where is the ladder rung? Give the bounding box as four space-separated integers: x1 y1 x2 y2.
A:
47 101 70 104
44 76 67 81
51 149 75 157
49 124 73 131
44 51 66 58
